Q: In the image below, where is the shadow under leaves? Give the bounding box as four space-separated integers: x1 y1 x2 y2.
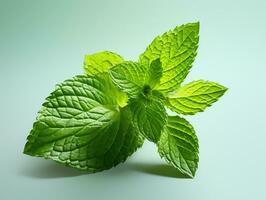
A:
19 158 191 179
19 160 87 179
128 162 192 179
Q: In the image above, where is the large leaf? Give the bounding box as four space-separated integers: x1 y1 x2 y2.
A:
84 51 124 75
129 96 167 143
166 80 227 115
24 74 143 172
158 115 199 177
139 22 199 93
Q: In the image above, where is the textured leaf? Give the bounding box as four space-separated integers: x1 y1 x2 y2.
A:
84 51 124 75
83 52 127 107
109 61 166 142
109 61 148 98
109 60 163 99
24 74 143 172
148 58 163 88
158 115 199 177
129 96 167 143
167 80 227 115
139 22 199 93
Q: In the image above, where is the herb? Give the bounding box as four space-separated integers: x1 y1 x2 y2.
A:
24 22 227 178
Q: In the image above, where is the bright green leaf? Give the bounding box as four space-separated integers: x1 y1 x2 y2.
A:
84 51 124 75
158 115 199 177
109 61 166 142
24 74 143 172
148 58 163 88
109 61 148 98
109 60 163 99
167 80 228 115
24 22 229 178
139 22 199 93
129 96 167 143
83 52 127 107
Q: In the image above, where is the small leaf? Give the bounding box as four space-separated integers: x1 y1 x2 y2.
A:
109 61 148 98
84 51 124 75
148 58 163 88
109 60 163 98
167 80 227 115
84 52 127 107
24 74 143 172
140 22 199 93
129 96 167 143
158 115 199 177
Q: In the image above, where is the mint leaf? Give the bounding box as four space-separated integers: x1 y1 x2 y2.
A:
84 52 128 107
148 58 162 88
167 80 228 115
139 22 199 93
109 61 166 142
104 107 144 167
109 61 148 98
24 22 228 178
129 96 167 143
24 74 143 172
109 60 163 99
84 51 124 75
158 115 199 177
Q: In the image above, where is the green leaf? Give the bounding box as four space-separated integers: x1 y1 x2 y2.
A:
84 51 124 75
166 80 228 115
158 115 199 178
139 22 199 93
109 61 148 98
24 22 229 178
24 74 143 172
104 107 144 167
84 52 127 107
129 96 167 143
109 61 166 142
148 58 163 88
109 60 163 99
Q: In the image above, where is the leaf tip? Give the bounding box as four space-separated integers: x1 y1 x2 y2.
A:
220 84 229 95
23 142 32 156
189 21 200 32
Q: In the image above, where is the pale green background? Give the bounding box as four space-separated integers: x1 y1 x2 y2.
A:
1 0 266 199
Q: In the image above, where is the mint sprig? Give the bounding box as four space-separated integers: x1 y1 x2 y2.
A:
24 22 227 178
